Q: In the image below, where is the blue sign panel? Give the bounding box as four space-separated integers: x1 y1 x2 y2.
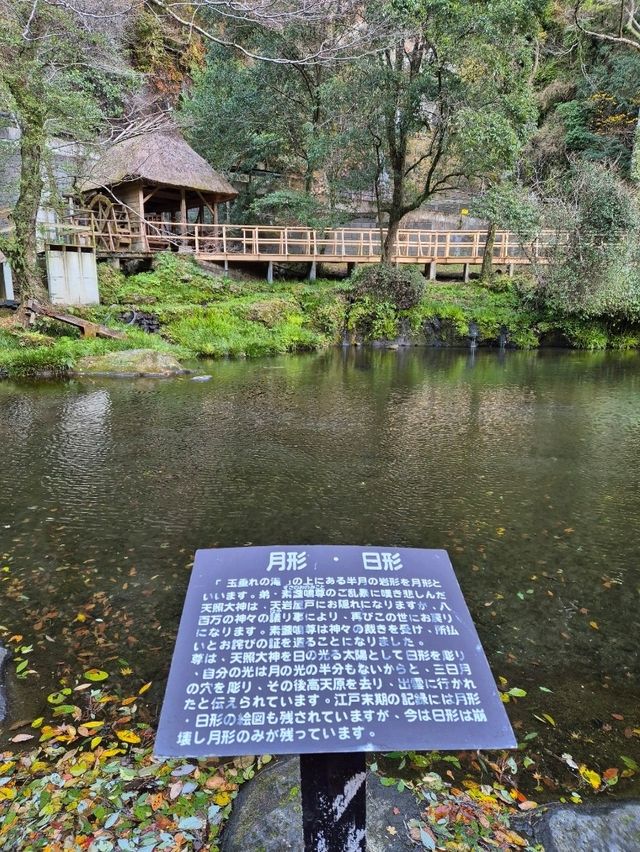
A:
155 546 516 757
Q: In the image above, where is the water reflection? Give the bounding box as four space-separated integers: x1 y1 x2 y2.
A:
0 349 639 789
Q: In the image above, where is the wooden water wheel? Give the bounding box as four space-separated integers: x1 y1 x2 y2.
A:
88 194 132 252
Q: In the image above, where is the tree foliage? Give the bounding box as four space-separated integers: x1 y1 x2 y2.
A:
0 0 131 299
536 163 640 319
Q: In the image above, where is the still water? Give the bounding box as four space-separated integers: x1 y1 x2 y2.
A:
1 348 639 794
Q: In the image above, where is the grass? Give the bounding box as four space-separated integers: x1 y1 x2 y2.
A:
1 254 639 379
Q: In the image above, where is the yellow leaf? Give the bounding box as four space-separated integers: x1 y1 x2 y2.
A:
81 720 104 730
75 613 87 622
0 787 16 801
120 697 137 706
589 621 599 630
138 682 152 695
31 717 44 729
100 747 124 758
579 765 601 790
0 762 15 774
90 736 102 750
115 729 141 744
213 791 232 806
496 527 506 536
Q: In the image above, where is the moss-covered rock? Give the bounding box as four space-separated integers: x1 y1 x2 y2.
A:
73 348 188 377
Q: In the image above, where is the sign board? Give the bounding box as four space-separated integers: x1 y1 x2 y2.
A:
155 546 515 758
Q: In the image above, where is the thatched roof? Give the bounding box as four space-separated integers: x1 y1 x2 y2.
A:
80 132 237 200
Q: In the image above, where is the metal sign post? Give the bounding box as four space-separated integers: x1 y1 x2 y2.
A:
300 752 367 851
155 546 516 851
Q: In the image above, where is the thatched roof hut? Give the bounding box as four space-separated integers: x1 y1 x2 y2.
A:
80 131 236 201
77 131 237 252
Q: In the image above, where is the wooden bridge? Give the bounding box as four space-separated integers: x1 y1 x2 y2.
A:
49 214 553 280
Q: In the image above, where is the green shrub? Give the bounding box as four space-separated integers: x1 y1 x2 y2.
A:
347 297 398 340
351 264 426 310
560 320 609 349
164 306 323 358
99 253 228 306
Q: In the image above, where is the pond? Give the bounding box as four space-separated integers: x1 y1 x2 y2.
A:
1 347 639 797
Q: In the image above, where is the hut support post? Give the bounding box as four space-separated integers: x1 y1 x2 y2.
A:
138 185 149 252
180 187 187 242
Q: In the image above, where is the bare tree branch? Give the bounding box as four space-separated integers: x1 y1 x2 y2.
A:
574 0 640 52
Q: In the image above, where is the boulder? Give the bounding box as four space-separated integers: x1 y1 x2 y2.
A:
514 800 640 852
73 349 188 377
0 644 8 723
221 757 303 852
221 758 421 852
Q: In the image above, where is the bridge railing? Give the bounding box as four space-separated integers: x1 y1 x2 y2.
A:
60 215 559 262
192 225 554 261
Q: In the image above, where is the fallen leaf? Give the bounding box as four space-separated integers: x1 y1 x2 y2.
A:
115 730 141 744
84 669 108 682
578 764 601 790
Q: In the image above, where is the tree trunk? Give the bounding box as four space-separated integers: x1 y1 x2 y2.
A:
481 221 497 278
383 211 402 263
6 72 48 303
631 107 640 184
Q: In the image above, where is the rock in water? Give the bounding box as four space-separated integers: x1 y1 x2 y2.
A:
73 349 188 377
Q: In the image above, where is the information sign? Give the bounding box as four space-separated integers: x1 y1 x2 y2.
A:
155 546 515 758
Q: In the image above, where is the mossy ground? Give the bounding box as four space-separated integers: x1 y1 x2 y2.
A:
1 254 638 378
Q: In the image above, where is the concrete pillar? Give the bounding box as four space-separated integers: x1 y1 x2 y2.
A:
267 260 274 284
308 260 317 281
0 260 15 300
346 262 358 277
463 263 470 283
429 261 437 281
508 263 515 277
224 259 229 272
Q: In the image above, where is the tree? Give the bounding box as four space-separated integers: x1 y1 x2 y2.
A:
350 0 542 261
537 162 640 319
471 183 541 277
0 1 130 301
181 19 379 222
